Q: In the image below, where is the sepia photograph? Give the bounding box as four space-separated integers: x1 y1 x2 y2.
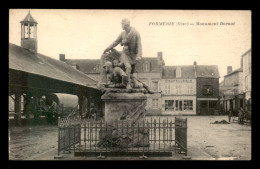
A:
8 9 251 160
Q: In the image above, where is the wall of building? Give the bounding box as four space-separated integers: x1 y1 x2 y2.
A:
197 78 219 98
196 78 219 115
238 72 244 94
159 78 196 115
146 93 162 115
21 39 37 52
224 73 239 86
135 72 162 91
161 79 196 95
243 51 251 100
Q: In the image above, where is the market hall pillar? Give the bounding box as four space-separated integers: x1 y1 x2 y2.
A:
78 94 84 119
14 91 22 126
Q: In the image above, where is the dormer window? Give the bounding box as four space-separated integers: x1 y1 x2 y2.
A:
176 67 181 77
143 61 150 72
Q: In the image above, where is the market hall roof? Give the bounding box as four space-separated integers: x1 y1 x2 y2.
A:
9 43 98 89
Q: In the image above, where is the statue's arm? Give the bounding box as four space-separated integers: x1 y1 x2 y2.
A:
106 32 123 50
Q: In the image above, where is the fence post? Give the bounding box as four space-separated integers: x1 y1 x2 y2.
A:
54 117 64 159
186 118 188 156
97 120 105 159
58 127 60 156
174 117 176 154
139 119 148 159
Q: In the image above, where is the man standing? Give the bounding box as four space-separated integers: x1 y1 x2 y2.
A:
104 18 142 90
238 107 245 124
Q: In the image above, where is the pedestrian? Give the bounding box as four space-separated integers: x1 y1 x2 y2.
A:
89 103 97 121
228 109 233 122
238 107 244 124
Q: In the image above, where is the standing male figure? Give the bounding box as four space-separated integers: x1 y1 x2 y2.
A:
104 18 142 90
238 107 245 124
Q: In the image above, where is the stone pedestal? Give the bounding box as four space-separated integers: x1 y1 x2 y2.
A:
101 92 147 124
98 92 149 148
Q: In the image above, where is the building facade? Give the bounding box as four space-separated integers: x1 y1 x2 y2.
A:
219 49 251 114
195 65 220 115
219 66 243 114
161 66 196 115
63 52 220 115
242 49 251 111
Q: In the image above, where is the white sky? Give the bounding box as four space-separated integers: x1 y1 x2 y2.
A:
9 9 251 81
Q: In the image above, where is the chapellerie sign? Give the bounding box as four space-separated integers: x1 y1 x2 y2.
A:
165 79 194 83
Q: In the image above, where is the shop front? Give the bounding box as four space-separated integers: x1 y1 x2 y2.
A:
197 98 219 115
162 95 196 115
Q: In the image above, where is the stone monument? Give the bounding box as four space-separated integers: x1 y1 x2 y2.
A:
97 49 151 148
97 18 154 148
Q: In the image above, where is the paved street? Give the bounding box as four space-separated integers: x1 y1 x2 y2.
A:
9 115 251 160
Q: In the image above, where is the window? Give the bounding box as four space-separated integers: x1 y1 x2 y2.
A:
143 62 150 72
165 84 170 94
203 85 213 96
24 24 29 38
175 100 182 111
152 81 158 92
175 100 178 111
187 85 193 94
176 85 181 94
165 100 174 110
179 100 182 111
176 67 182 77
183 100 193 110
152 99 158 108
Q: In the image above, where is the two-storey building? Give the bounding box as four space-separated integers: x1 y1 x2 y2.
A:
219 49 251 114
242 49 251 111
161 65 196 115
219 66 243 114
195 64 220 115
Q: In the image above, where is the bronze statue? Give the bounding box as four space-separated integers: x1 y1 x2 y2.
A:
100 18 153 94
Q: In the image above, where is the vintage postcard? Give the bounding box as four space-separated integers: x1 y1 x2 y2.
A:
9 9 251 160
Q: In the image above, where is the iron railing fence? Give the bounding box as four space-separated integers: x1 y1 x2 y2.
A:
175 117 188 156
74 118 175 157
57 117 188 158
57 116 81 155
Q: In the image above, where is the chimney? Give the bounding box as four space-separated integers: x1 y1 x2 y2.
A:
193 61 197 66
59 54 65 62
157 52 163 60
227 66 232 74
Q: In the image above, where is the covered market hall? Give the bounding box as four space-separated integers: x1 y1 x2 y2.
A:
9 43 102 125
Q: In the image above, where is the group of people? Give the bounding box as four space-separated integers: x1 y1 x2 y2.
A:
229 107 247 124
